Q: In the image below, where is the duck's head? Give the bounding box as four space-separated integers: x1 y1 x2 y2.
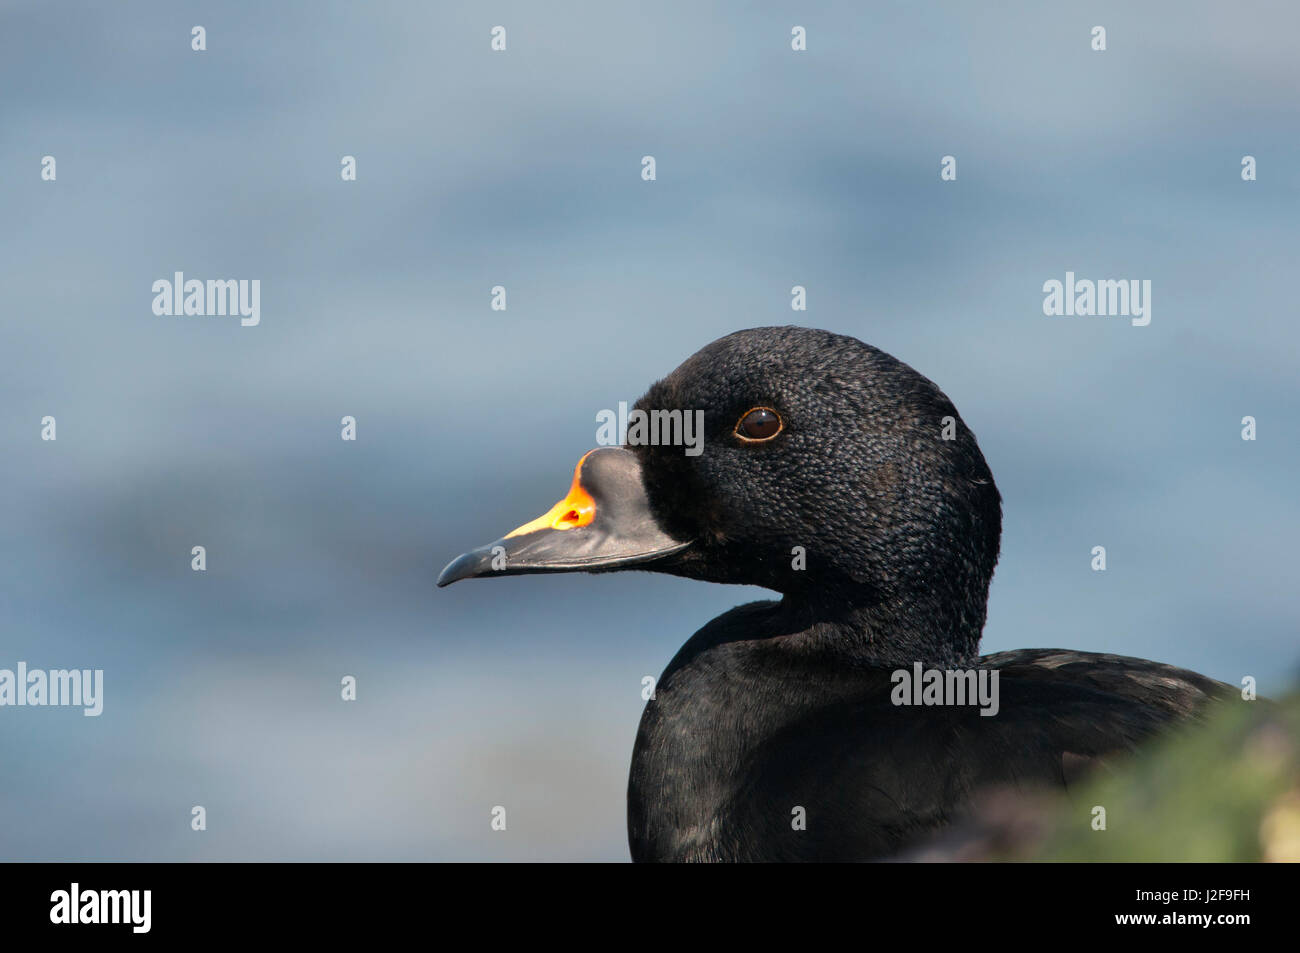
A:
439 326 1001 662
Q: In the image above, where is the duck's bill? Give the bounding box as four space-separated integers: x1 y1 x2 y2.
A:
437 447 691 587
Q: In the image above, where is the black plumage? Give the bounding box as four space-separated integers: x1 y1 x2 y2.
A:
440 325 1232 862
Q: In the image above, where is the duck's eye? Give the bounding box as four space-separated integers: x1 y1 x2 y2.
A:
735 407 782 442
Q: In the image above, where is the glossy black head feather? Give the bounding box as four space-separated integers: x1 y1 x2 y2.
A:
630 326 1001 663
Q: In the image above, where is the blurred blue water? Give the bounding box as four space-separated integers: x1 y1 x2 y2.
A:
1 0 1297 860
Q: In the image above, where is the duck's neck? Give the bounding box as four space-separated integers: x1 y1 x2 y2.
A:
627 588 985 861
779 582 985 669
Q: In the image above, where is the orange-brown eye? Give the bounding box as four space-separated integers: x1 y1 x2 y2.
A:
735 407 782 442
